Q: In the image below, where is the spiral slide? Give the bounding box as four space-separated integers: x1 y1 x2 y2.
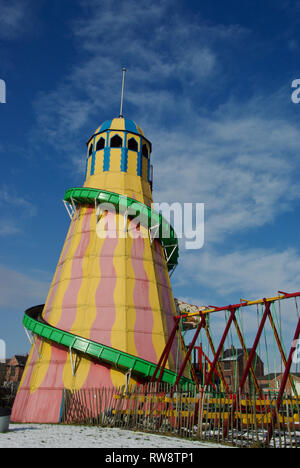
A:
64 187 179 270
23 305 193 388
21 187 193 388
12 116 194 423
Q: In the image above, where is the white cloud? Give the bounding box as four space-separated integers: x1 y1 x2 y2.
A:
0 0 28 39
0 187 36 217
152 102 300 245
30 2 300 247
178 247 300 300
0 220 20 236
33 0 247 152
0 187 37 236
0 265 49 308
26 0 300 314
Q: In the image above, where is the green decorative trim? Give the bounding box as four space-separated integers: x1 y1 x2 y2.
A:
24 305 193 389
64 187 179 271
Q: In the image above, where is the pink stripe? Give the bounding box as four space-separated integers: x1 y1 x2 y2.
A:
12 345 68 423
43 217 76 321
82 362 115 389
12 209 119 421
56 208 92 331
84 212 119 388
90 212 118 346
131 234 157 363
153 240 181 368
13 217 77 421
14 337 42 394
25 208 92 413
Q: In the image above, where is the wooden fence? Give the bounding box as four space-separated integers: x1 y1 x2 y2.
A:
61 384 300 448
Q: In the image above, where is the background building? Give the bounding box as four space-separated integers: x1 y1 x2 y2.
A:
4 355 28 386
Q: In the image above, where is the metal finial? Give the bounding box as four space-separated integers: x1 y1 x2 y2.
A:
119 68 126 118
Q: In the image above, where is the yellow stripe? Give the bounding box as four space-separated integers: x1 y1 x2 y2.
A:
110 213 138 387
16 344 35 392
110 118 126 131
140 226 161 364
28 209 88 393
152 241 176 371
42 218 75 319
62 208 96 390
87 156 92 176
47 207 88 326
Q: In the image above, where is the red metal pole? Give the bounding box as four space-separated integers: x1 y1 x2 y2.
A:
238 300 271 393
223 301 271 438
150 316 180 383
197 346 202 374
267 309 298 396
205 324 230 393
198 346 218 391
204 306 237 388
173 315 206 388
233 315 261 394
265 316 300 446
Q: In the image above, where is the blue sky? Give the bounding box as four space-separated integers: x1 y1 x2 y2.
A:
1 0 300 360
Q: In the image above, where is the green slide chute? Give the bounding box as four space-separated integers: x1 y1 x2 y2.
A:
23 305 194 389
64 187 179 271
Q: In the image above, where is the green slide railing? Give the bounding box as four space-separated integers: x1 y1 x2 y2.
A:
64 187 179 271
23 305 194 389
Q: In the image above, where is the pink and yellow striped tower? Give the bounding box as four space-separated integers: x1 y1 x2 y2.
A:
12 117 186 423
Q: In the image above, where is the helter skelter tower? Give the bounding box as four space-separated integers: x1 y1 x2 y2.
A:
12 70 191 423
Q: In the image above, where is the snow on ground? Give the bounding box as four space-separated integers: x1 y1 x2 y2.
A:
0 424 229 448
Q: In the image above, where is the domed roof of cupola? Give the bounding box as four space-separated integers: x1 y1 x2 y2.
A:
87 117 145 145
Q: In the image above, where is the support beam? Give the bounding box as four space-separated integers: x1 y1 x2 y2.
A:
266 317 300 446
238 300 271 393
125 368 132 392
267 309 298 397
24 327 41 360
164 245 178 265
195 345 219 391
177 291 300 319
204 306 237 389
224 301 271 438
63 200 74 221
179 333 200 391
70 197 79 220
168 264 177 278
149 224 160 245
173 315 206 388
204 324 229 393
150 317 180 384
69 346 77 377
232 316 261 394
95 198 104 224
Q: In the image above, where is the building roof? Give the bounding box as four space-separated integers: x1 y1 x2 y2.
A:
10 355 28 366
220 355 243 362
257 372 300 381
220 347 263 362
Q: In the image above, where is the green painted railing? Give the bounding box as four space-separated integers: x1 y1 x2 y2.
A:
64 187 179 271
24 305 194 389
